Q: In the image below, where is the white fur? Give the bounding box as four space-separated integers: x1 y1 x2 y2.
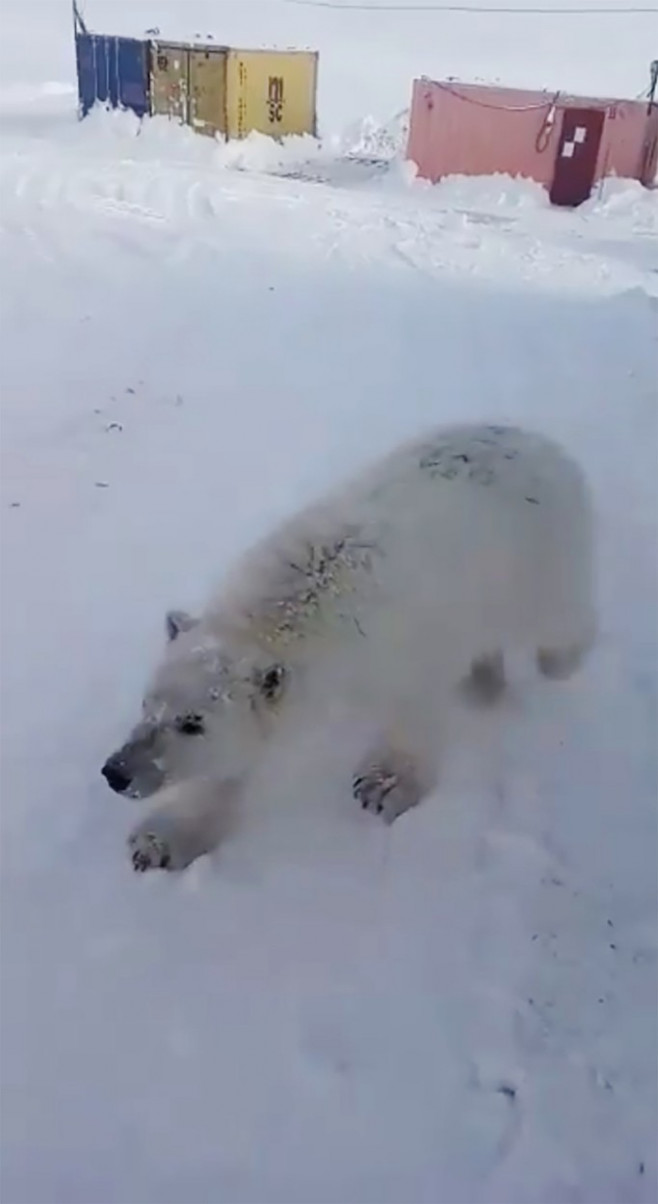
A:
105 423 596 871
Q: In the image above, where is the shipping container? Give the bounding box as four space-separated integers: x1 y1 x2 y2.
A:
189 46 228 137
225 50 318 140
75 33 149 118
149 41 190 124
407 77 658 204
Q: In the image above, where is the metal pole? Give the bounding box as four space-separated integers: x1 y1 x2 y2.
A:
72 0 89 36
648 59 658 113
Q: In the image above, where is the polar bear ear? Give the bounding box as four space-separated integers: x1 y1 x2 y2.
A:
165 609 198 642
256 663 287 704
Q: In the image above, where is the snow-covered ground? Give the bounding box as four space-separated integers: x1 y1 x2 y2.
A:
1 2 657 1202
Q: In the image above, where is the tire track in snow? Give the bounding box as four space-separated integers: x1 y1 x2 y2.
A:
3 147 655 298
0 154 324 291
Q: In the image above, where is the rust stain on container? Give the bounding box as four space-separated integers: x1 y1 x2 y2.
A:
189 46 228 137
149 41 189 124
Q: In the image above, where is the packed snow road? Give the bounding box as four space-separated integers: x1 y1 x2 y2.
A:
1 96 657 1204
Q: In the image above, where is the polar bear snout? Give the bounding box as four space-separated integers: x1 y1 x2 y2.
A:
101 754 132 795
101 735 165 798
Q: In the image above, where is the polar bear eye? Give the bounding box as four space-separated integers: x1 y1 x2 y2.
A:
258 664 287 703
175 713 205 735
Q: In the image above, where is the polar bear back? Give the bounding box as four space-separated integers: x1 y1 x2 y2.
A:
206 424 594 690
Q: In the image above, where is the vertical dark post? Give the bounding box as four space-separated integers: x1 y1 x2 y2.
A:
72 0 88 37
648 60 658 114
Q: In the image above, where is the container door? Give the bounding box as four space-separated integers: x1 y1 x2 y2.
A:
549 108 604 206
117 38 149 117
75 33 96 116
150 43 189 123
226 50 318 140
189 47 227 137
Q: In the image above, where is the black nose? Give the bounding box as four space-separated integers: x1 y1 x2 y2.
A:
102 759 132 794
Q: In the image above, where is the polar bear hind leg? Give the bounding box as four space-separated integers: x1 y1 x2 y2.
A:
462 651 507 706
532 548 596 683
536 639 591 681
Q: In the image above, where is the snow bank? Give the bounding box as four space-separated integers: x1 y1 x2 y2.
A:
412 171 552 212
338 109 410 161
58 104 324 175
582 177 658 233
0 80 75 110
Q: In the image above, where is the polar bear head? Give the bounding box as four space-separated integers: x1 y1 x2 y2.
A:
101 608 288 798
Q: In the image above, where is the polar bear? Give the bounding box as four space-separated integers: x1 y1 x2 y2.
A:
102 423 596 872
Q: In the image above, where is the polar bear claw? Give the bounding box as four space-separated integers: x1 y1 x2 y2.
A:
129 831 173 873
353 754 423 824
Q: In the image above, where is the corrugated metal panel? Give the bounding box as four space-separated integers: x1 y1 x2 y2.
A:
93 35 111 107
107 37 120 106
225 50 318 140
75 34 149 118
115 38 149 117
75 34 96 116
149 42 190 124
189 46 228 137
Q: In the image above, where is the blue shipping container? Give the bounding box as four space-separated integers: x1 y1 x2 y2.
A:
76 34 149 118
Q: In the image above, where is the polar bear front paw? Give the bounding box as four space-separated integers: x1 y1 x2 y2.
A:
128 830 174 872
352 754 422 824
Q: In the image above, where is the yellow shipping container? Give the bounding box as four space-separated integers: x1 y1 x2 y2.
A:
189 46 228 137
149 42 189 123
225 49 318 140
149 42 318 142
